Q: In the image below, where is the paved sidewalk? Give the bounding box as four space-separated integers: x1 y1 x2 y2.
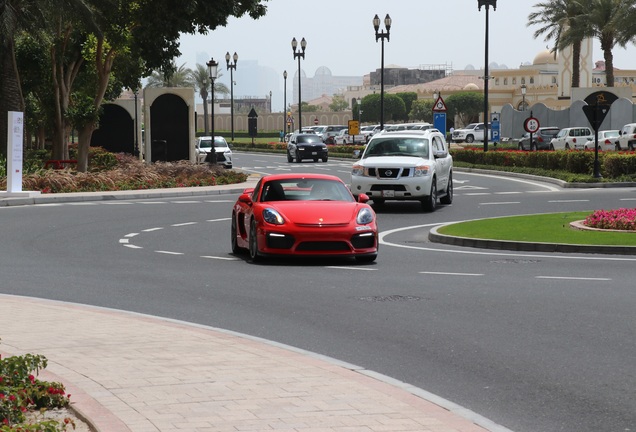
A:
0 295 508 432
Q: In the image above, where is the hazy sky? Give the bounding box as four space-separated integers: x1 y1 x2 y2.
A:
175 0 636 102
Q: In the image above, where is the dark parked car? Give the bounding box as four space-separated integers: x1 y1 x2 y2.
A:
287 133 329 163
518 127 560 151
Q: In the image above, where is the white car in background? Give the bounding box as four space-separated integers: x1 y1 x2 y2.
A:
584 130 620 151
550 127 594 150
615 123 636 151
195 136 233 168
350 129 453 212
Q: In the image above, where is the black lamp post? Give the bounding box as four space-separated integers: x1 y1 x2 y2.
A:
225 51 238 142
521 83 527 111
206 57 219 145
478 0 496 152
133 88 139 158
357 97 362 122
292 37 307 131
373 13 391 131
283 70 288 133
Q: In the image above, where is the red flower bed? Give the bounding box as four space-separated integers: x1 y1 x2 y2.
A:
584 208 636 231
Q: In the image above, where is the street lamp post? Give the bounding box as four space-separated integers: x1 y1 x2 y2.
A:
206 58 219 163
373 14 391 132
225 51 238 142
291 37 307 131
357 97 362 122
521 83 527 111
478 0 496 152
283 70 288 133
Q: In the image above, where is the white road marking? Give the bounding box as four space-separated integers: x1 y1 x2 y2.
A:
68 202 98 206
103 202 133 205
326 266 377 271
458 171 561 191
143 227 164 232
124 244 143 249
419 271 484 276
495 191 522 195
139 201 167 204
118 239 129 244
204 200 235 203
201 255 240 261
171 200 201 204
535 276 612 281
620 198 636 201
548 199 590 203
155 250 184 255
171 222 198 227
207 218 231 222
124 233 139 238
479 201 521 205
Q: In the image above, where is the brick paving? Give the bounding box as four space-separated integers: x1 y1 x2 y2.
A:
0 295 503 432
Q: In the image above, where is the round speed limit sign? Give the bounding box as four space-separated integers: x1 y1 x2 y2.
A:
524 117 540 133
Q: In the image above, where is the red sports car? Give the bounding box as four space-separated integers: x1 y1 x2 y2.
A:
231 173 378 262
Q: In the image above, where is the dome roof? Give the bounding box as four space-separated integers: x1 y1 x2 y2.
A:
533 49 557 65
464 83 479 90
315 66 332 76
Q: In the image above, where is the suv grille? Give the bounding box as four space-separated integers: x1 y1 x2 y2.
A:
368 167 410 178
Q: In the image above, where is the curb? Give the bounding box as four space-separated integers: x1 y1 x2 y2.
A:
429 224 636 255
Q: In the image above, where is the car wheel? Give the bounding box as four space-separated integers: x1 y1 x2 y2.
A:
295 151 302 163
549 144 555 150
313 157 318 162
518 143 524 150
629 142 635 151
466 135 474 143
355 254 377 263
249 220 261 262
422 179 437 212
287 151 293 162
231 213 242 254
565 143 571 150
531 143 537 151
616 143 622 151
440 172 453 205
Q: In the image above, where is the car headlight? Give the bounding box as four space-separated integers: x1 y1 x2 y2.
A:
263 208 284 225
413 165 431 177
356 207 374 225
352 164 364 176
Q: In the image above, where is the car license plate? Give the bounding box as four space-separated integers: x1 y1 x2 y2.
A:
312 152 317 155
382 190 394 198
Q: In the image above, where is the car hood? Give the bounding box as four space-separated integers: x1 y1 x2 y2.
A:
360 156 428 166
270 201 363 225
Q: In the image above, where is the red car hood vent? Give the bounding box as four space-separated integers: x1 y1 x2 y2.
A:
276 202 357 225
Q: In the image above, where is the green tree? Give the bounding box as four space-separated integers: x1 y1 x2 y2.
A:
445 92 485 126
409 99 434 122
360 93 406 124
190 64 211 133
528 0 587 88
145 63 194 88
396 92 418 122
329 94 348 112
573 0 633 87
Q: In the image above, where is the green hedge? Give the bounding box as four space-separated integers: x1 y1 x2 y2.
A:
451 148 636 180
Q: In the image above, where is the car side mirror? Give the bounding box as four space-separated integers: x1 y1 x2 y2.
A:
238 193 253 204
357 193 370 203
434 150 447 158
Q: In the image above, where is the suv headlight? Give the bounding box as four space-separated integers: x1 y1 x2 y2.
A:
262 208 284 225
413 165 431 177
352 164 364 176
356 208 374 225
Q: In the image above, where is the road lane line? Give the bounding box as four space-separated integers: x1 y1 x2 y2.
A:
171 222 198 227
479 201 521 205
535 276 611 281
155 250 184 255
419 271 484 276
326 266 377 271
201 255 240 261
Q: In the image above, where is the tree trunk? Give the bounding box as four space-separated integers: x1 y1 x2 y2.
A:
76 123 95 172
571 41 581 88
601 35 615 87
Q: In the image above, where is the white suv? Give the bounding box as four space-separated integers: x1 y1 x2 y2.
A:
350 129 453 212
550 127 593 150
195 136 233 168
615 123 636 151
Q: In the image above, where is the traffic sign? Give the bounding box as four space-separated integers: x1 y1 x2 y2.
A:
432 96 447 112
348 120 360 135
524 117 540 133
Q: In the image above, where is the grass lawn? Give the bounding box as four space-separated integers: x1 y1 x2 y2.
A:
437 211 636 246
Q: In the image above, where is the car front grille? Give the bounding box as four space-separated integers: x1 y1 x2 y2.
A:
296 241 350 251
368 167 410 178
266 233 295 249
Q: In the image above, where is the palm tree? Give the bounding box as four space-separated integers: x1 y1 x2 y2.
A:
190 64 211 133
528 0 587 88
575 0 632 87
145 63 195 88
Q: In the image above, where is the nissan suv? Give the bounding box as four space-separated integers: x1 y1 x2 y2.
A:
350 129 453 212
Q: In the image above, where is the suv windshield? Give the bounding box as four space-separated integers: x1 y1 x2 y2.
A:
199 138 228 149
363 138 429 158
297 135 322 143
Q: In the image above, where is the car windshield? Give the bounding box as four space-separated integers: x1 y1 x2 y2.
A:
198 138 228 149
261 179 354 202
297 135 322 143
363 138 429 158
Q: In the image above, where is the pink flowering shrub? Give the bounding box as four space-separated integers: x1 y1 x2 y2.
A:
584 208 636 231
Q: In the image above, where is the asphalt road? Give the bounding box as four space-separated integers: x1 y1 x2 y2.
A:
2 151 636 432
